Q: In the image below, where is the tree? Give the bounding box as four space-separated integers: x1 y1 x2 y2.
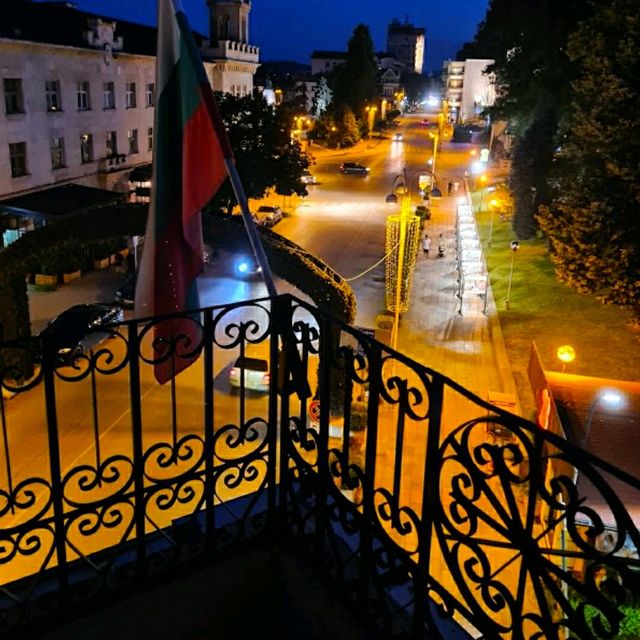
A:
331 24 378 116
460 0 598 237
207 92 309 214
311 76 332 116
401 72 429 106
537 1 640 316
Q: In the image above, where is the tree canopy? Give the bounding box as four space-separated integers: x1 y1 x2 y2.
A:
331 24 378 117
537 1 640 312
209 92 309 214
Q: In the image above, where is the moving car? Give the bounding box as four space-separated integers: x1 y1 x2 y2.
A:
339 162 370 175
229 348 271 393
301 170 317 185
40 303 124 365
254 205 283 227
392 132 403 142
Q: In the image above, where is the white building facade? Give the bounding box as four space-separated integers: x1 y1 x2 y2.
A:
442 58 496 123
0 0 258 202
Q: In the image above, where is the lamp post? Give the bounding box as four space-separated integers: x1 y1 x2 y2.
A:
384 169 441 350
505 240 520 309
556 345 576 373
478 174 487 211
429 131 440 175
582 390 625 449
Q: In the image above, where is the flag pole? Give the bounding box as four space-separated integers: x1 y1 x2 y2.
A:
223 159 278 298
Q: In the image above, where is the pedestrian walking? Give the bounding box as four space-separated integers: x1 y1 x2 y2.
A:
447 181 453 196
437 234 446 259
453 181 460 193
422 234 432 259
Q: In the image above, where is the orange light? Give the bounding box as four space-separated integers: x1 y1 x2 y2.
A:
470 149 477 156
557 345 576 364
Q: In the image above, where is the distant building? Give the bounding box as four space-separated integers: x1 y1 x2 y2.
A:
386 19 425 75
310 51 347 77
442 58 496 123
0 0 258 239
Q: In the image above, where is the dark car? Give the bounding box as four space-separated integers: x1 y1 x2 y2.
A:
40 303 124 365
115 273 136 308
339 162 370 175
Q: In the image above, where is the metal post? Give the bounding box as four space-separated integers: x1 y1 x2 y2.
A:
505 241 519 309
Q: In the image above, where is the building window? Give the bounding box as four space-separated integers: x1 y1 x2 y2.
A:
106 130 118 156
4 78 24 114
77 81 91 110
103 82 115 109
50 136 66 169
145 83 155 107
80 133 93 163
147 126 153 151
45 80 62 112
9 142 27 177
128 129 138 154
125 82 136 108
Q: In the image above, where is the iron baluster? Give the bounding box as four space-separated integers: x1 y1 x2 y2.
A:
202 308 215 543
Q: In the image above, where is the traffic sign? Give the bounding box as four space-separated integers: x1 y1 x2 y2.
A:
309 399 320 424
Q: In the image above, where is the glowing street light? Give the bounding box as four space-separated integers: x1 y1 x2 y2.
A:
582 389 626 449
556 345 576 372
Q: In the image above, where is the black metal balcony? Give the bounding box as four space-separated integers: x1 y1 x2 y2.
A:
0 294 638 639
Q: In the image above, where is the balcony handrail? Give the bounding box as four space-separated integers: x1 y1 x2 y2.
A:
0 292 638 639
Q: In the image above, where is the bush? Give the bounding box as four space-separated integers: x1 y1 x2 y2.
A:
351 401 367 431
375 314 394 330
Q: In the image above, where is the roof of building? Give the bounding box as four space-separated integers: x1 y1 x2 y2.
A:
0 0 205 56
546 372 640 529
310 50 347 59
0 184 127 220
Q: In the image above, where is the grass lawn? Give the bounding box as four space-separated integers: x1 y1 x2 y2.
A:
470 193 640 420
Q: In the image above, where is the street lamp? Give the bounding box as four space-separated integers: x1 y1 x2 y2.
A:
505 240 520 309
478 174 488 211
429 131 440 175
556 345 576 372
582 389 625 449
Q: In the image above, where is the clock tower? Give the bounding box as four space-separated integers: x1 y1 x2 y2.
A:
203 0 259 96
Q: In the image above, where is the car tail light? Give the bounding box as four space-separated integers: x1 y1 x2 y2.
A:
263 373 270 384
230 367 238 378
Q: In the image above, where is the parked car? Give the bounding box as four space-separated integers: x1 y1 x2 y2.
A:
115 272 136 309
254 205 283 227
339 162 370 175
229 348 271 393
301 170 317 185
40 303 123 365
393 132 403 142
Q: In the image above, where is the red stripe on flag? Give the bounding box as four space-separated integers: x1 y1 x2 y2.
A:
182 98 228 245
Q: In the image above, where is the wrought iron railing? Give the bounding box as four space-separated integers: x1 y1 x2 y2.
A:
1 293 638 639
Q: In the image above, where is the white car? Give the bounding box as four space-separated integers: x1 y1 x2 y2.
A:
229 347 271 392
254 205 283 227
301 170 317 185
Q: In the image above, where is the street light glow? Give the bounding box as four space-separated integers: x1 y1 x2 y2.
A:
556 345 576 364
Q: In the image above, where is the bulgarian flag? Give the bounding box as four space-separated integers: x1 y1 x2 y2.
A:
135 0 232 383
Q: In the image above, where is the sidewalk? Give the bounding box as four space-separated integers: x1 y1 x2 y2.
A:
394 139 521 415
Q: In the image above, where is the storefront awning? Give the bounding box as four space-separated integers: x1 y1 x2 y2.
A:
0 184 126 221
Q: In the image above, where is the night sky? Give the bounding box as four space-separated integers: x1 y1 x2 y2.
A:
35 0 489 71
